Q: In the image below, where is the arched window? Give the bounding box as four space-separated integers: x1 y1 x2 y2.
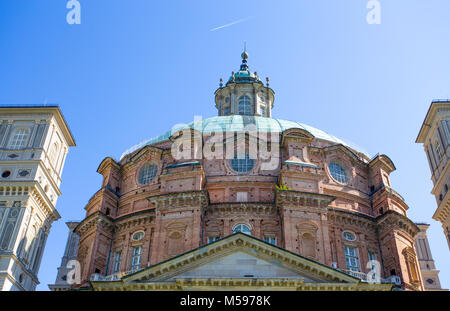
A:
435 140 444 162
138 163 158 184
230 153 255 173
328 162 349 184
238 96 252 116
233 224 251 235
1 223 15 250
49 142 59 165
8 128 30 150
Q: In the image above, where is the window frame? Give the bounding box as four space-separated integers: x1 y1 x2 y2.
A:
238 96 252 116
344 245 360 272
207 236 220 244
132 231 145 241
328 161 350 184
137 163 158 185
233 223 252 235
8 127 30 150
230 153 255 173
342 230 356 241
112 251 122 274
264 235 277 246
130 245 143 271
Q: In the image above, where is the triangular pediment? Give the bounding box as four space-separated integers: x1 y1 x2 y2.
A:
164 251 317 282
123 233 356 284
89 233 393 291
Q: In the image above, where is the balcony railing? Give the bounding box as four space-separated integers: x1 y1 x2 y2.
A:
90 269 143 282
90 269 402 286
339 269 402 286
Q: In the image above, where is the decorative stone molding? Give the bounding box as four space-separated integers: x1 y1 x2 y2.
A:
275 189 336 209
147 190 209 209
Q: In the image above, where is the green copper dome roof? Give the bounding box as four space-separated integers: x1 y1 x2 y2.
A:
120 116 369 160
225 50 264 86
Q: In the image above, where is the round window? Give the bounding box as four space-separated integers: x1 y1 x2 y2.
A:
230 154 255 173
328 162 349 184
2 171 11 178
343 231 356 241
138 163 158 185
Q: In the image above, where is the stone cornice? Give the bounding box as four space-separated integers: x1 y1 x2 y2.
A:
114 210 155 232
317 144 369 166
279 168 324 181
416 102 450 143
376 211 420 238
281 128 314 145
369 154 396 173
122 145 163 171
90 278 392 291
327 208 377 230
74 211 113 235
0 106 76 146
431 159 450 195
96 157 121 175
159 167 205 182
147 190 209 209
207 202 276 216
275 189 336 209
433 189 450 223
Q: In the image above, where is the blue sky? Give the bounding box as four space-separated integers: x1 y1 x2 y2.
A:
0 0 449 290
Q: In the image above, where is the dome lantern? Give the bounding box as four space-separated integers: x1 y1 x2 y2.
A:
215 50 275 118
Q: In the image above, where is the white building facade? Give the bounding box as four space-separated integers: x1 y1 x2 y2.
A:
416 101 450 250
0 105 75 291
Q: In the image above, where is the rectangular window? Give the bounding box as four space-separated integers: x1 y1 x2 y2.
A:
260 106 265 117
130 246 142 271
8 128 29 150
344 246 360 272
224 106 230 116
236 192 248 202
368 251 377 270
435 141 444 162
207 236 220 244
264 236 277 246
112 251 122 274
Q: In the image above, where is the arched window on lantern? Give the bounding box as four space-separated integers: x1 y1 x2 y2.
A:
238 96 252 116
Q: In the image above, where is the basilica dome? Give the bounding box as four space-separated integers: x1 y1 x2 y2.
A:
120 116 369 161
70 51 422 292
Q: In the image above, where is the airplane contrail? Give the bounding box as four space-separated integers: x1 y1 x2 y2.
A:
210 16 253 32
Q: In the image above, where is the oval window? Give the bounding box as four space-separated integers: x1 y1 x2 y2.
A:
138 163 158 185
343 231 356 241
329 162 349 184
132 231 144 241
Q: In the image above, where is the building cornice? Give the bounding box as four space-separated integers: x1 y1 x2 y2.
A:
432 190 450 222
0 106 76 146
416 101 450 143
